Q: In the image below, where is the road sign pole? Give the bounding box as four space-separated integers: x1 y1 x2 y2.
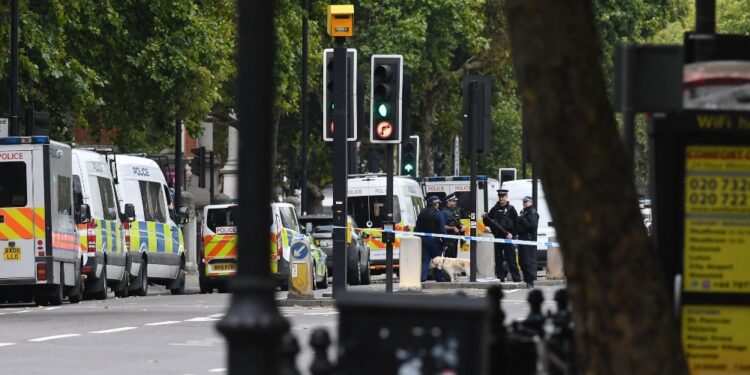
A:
332 38 349 297
469 82 478 282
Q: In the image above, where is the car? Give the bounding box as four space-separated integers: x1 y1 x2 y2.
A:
271 203 329 290
309 215 371 285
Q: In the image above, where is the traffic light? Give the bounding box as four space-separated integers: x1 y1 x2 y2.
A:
400 135 419 177
370 55 403 144
190 146 206 188
322 48 357 142
462 75 492 155
434 151 445 176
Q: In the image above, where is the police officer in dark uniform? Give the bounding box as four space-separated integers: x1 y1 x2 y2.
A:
483 189 521 282
441 193 463 258
516 196 540 288
416 195 446 282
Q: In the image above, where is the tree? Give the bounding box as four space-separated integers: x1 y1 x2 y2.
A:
505 1 686 373
0 1 235 152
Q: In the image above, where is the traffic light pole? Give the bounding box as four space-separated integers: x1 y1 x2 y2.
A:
385 143 394 293
10 0 19 136
209 151 215 204
332 38 348 297
469 82 478 282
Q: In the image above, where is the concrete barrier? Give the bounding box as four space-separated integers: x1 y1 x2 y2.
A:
545 237 565 279
476 233 496 279
398 236 421 291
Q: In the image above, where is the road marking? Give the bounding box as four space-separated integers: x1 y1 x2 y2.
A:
12 310 31 314
43 307 61 311
0 343 15 347
303 312 339 315
209 313 224 318
184 317 219 322
144 321 181 326
208 369 226 373
90 327 137 334
29 334 81 342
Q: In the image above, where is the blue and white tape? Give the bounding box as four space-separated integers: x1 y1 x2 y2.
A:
335 226 560 247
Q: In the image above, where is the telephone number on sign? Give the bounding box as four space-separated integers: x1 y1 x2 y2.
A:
687 192 750 206
687 176 750 192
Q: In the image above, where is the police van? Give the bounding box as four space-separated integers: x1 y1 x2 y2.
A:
422 176 500 258
72 149 128 299
113 155 187 295
199 203 238 293
0 136 89 305
347 174 425 270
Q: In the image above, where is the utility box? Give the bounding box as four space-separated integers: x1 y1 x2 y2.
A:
327 5 354 37
336 292 488 374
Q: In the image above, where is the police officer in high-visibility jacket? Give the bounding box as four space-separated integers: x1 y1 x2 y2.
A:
516 196 539 288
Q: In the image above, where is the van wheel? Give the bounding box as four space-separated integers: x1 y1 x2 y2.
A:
130 261 148 297
67 275 84 304
46 284 64 306
170 270 186 295
93 267 108 300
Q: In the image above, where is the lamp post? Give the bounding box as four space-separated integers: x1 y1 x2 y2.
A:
10 0 19 136
216 2 288 374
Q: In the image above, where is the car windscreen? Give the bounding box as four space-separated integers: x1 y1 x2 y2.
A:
206 206 239 233
0 162 27 207
347 195 400 229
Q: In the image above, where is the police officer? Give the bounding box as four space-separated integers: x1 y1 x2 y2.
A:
516 196 539 288
483 189 521 282
416 195 446 282
441 193 464 258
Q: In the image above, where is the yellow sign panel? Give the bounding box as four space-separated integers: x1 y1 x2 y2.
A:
684 146 750 293
682 305 750 374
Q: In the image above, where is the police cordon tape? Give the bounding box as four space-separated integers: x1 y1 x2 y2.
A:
332 226 560 248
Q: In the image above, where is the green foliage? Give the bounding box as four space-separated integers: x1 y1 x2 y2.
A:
0 1 235 152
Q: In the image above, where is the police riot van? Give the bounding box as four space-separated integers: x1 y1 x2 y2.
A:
199 203 238 293
270 202 328 290
0 136 89 305
347 174 425 270
502 179 556 268
113 155 187 295
71 149 129 299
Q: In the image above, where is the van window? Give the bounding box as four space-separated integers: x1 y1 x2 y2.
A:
73 175 83 207
96 177 118 220
347 196 401 229
139 181 167 223
0 162 27 207
279 207 299 232
57 175 72 215
206 206 238 233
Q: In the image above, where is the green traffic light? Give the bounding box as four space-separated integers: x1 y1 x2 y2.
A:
404 164 414 172
376 102 391 118
329 101 335 111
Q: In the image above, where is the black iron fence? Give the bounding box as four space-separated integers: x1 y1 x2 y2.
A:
275 287 576 375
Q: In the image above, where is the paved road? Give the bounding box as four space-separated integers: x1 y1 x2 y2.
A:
0 273 564 375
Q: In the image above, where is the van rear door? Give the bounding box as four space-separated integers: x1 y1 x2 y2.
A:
0 149 37 279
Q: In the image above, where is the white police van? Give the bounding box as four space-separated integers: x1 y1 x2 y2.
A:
0 136 88 305
113 155 187 295
72 149 129 299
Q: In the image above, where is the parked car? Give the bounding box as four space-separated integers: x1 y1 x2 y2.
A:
310 216 371 285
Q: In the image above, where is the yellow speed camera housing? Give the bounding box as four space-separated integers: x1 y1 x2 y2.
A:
327 5 354 37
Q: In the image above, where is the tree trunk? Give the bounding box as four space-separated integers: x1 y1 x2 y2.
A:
505 1 686 373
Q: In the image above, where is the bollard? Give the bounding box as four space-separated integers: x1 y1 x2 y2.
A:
288 238 314 299
397 236 421 291
476 233 496 279
546 236 565 279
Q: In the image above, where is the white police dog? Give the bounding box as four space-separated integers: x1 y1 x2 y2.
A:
430 256 470 282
